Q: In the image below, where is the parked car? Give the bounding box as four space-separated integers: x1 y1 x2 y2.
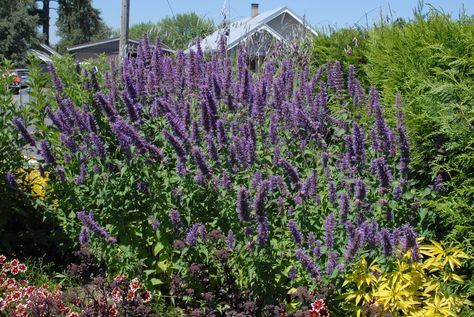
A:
15 68 29 88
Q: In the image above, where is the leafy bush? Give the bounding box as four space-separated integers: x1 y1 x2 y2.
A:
8 33 444 315
342 240 471 316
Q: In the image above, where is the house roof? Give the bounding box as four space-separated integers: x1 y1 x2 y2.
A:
27 43 62 63
67 37 174 54
67 37 141 52
194 6 317 52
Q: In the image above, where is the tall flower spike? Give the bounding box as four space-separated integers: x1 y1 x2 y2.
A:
77 211 116 244
287 219 304 246
370 157 393 194
395 93 411 178
324 213 337 249
39 140 56 166
237 187 250 221
13 117 36 146
295 248 320 281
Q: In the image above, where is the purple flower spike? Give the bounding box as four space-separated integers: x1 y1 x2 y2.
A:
339 192 350 223
79 227 89 245
186 223 205 246
77 211 116 244
401 224 419 261
326 251 338 276
380 228 393 257
370 157 393 194
226 229 235 249
327 180 337 204
295 248 320 281
324 213 337 249
191 146 212 178
287 219 303 246
13 117 36 146
39 140 56 166
169 209 183 229
5 171 17 189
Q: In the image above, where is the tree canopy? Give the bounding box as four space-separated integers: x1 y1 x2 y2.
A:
127 13 215 50
56 0 111 52
0 0 39 65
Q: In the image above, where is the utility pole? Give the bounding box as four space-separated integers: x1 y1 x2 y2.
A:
119 0 130 65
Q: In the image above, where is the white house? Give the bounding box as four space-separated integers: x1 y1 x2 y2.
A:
192 3 316 60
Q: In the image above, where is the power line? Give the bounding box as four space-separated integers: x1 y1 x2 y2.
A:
166 0 175 18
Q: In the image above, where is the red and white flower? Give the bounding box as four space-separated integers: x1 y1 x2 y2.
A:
0 255 6 265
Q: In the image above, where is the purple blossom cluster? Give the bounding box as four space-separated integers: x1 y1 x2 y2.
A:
15 35 425 292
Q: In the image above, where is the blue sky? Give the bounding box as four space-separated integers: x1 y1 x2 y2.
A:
49 0 473 44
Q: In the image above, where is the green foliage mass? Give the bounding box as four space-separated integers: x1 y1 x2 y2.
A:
56 0 112 53
310 6 474 306
0 0 39 65
126 13 215 50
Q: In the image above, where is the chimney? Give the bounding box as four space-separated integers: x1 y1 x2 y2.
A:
251 3 259 18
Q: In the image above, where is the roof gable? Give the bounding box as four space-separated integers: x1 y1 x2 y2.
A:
196 6 316 52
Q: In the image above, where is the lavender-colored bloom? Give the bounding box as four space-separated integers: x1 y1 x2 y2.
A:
257 217 269 246
219 169 232 190
288 267 297 280
48 64 64 95
191 146 212 178
301 171 317 198
150 217 161 230
380 228 393 257
5 171 17 189
324 213 337 249
253 181 269 220
121 90 140 122
326 251 338 276
392 185 403 201
251 170 263 190
60 133 78 153
55 165 66 182
287 219 304 246
370 88 395 156
39 140 56 165
77 211 116 244
395 93 411 177
327 180 337 204
353 178 366 206
13 117 36 146
95 92 117 121
391 228 402 248
206 134 220 164
91 134 106 158
216 119 228 148
79 227 89 245
344 231 361 261
226 229 235 249
401 224 419 261
75 162 87 185
307 233 316 248
278 159 300 187
237 186 250 222
163 129 187 161
166 112 189 143
328 61 344 94
269 114 279 145
295 248 320 281
433 174 446 192
185 223 205 245
351 122 366 165
370 157 393 193
169 209 183 229
339 192 350 223
312 240 322 259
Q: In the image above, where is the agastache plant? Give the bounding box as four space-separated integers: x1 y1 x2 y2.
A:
16 33 426 306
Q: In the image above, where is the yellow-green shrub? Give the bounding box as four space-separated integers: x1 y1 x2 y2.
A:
342 240 471 316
